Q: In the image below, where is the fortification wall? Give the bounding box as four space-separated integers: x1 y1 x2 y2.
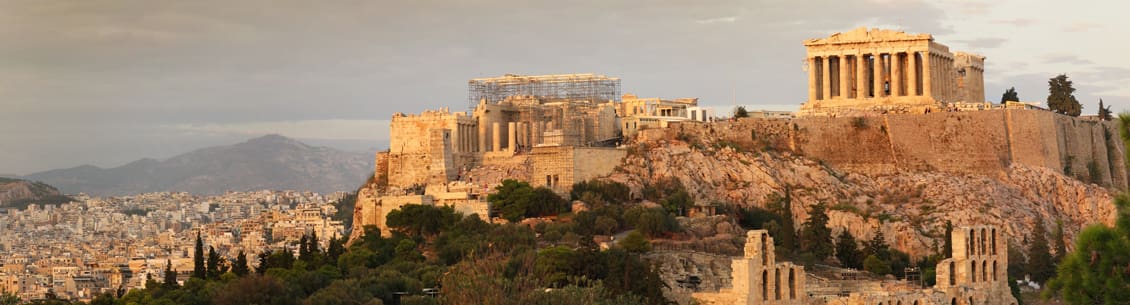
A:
661 110 1126 189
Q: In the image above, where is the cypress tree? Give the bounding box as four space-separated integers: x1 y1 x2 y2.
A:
206 246 221 279
800 202 834 261
835 230 864 269
232 251 250 277
163 259 178 288
1027 220 1055 282
193 232 205 279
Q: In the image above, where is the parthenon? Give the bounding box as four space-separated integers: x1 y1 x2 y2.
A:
798 28 985 116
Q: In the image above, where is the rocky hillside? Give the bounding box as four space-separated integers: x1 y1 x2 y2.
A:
0 177 73 208
607 126 1117 258
26 135 374 196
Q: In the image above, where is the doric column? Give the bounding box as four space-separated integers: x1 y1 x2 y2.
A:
923 53 933 99
821 56 831 100
839 55 851 99
892 53 903 97
507 122 517 152
909 52 919 96
857 53 869 98
808 57 818 102
478 121 487 152
873 53 884 97
492 122 501 152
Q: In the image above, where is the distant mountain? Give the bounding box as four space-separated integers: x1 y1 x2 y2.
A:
0 177 73 209
26 134 374 196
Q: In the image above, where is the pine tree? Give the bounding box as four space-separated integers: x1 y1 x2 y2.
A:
835 230 864 269
163 259 178 288
309 231 320 255
800 202 834 261
193 232 205 279
1052 220 1067 263
1026 220 1056 282
864 230 891 259
1001 87 1020 104
1047 74 1082 116
327 236 345 261
206 246 222 280
232 251 250 277
298 234 310 261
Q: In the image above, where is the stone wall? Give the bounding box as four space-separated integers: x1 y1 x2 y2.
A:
669 109 1127 190
530 146 627 193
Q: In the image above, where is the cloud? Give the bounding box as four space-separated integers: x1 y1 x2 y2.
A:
1042 54 1093 65
955 37 1007 49
1064 21 1103 32
992 18 1036 26
695 16 738 25
170 119 391 141
959 1 993 15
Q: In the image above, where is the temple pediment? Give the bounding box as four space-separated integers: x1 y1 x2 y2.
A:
804 27 933 46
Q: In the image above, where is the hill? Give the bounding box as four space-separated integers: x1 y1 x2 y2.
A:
25 135 374 196
0 177 74 209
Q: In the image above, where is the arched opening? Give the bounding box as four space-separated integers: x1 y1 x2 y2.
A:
898 301 902 305
967 229 974 256
992 228 998 255
762 233 769 265
762 270 768 300
914 301 920 305
788 268 796 299
948 261 956 285
774 268 781 300
951 298 957 305
982 260 987 283
981 228 987 256
969 297 975 305
993 260 998 281
971 261 977 283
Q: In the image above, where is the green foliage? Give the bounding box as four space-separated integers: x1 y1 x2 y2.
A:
620 231 651 253
385 204 460 237
164 259 179 288
1001 87 1020 104
1053 220 1067 263
1044 194 1130 304
232 251 250 277
1098 99 1113 121
641 177 693 216
570 179 630 205
1047 74 1082 116
863 255 892 275
331 192 358 235
1027 219 1056 283
194 232 206 279
623 207 680 238
488 179 569 222
734 106 749 118
800 202 833 262
835 230 864 269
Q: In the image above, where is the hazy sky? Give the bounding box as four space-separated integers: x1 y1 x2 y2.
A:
2 0 1128 175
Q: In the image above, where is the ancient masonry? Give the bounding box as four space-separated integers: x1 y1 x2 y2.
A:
799 27 986 117
351 74 709 240
694 226 1017 305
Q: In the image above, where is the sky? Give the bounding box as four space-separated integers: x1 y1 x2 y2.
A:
2 0 1128 175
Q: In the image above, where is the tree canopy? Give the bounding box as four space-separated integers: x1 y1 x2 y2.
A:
1047 74 1082 116
1001 87 1020 104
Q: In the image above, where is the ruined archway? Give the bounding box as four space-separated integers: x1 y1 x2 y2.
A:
992 228 997 255
775 268 782 300
788 268 796 299
949 261 956 286
762 270 768 300
971 261 977 283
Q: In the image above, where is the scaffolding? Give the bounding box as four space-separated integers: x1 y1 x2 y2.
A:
468 73 621 109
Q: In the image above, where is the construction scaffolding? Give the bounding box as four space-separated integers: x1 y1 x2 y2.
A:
468 73 621 109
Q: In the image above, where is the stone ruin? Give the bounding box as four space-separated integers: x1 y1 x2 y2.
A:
693 225 1018 305
799 27 986 117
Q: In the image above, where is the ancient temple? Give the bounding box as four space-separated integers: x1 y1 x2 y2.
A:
798 28 986 117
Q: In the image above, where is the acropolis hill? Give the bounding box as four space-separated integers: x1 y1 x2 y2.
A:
351 28 1119 305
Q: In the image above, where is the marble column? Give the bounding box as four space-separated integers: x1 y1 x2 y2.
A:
808 57 818 102
923 53 932 99
839 55 851 98
892 53 903 97
507 122 517 152
492 122 501 152
873 53 884 97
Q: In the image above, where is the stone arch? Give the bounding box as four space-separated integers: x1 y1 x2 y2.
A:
969 297 974 305
993 260 998 281
992 228 998 256
897 301 902 305
951 297 957 305
788 268 796 299
971 260 977 283
981 228 987 256
774 268 781 300
967 229 974 256
762 270 768 300
914 301 920 305
982 260 987 283
948 261 956 286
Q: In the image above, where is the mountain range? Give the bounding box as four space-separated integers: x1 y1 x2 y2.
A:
24 134 374 196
